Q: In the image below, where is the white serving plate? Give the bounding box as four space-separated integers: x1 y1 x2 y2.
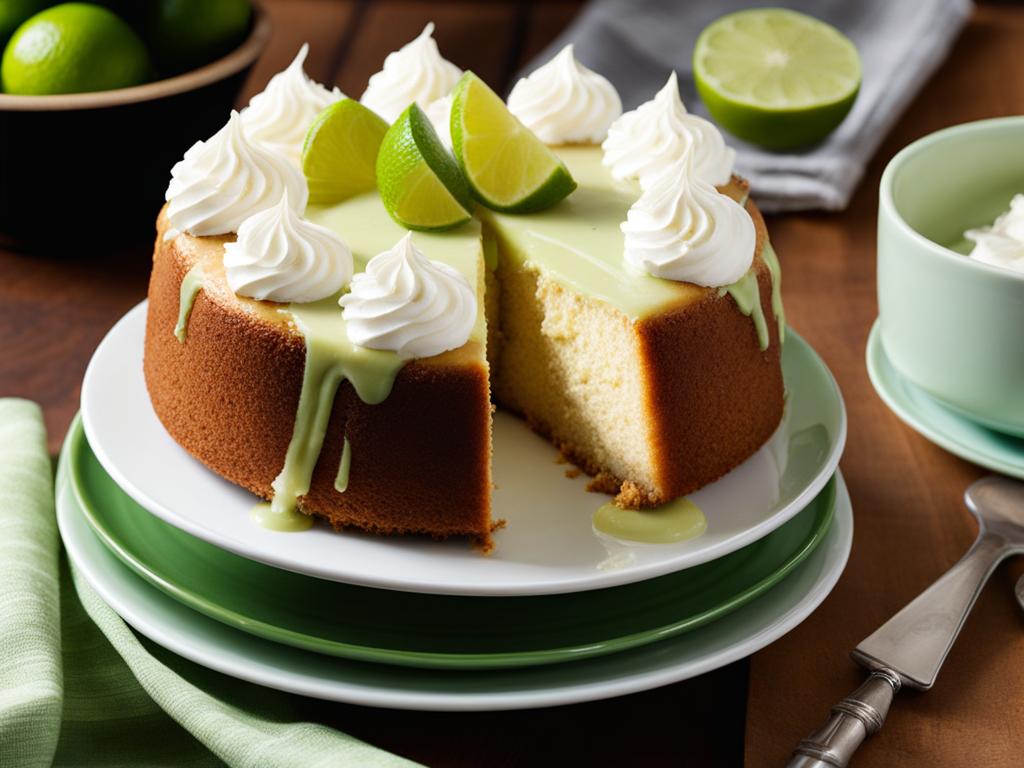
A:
82 302 845 596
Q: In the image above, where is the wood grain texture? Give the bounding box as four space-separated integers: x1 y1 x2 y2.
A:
1 2 1022 766
744 5 1024 767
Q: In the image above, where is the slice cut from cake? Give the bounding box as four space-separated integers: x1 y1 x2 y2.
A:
485 147 783 507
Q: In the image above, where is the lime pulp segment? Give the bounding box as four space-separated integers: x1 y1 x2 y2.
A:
451 71 576 213
302 99 389 205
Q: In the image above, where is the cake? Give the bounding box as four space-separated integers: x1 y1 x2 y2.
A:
143 31 785 550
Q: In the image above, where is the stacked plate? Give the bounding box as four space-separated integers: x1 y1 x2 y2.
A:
57 302 851 711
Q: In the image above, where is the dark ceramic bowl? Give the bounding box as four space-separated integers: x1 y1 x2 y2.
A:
0 5 271 247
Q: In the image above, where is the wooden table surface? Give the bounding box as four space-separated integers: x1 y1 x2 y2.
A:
3 1 1023 766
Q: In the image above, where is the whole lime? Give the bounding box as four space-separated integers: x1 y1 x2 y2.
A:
1 3 150 95
0 0 49 50
147 0 252 73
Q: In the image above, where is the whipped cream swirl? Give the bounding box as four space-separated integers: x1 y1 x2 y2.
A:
507 44 622 144
239 44 345 166
621 156 754 286
224 191 353 303
340 233 477 358
360 23 462 123
425 94 453 149
964 194 1024 275
165 111 308 237
603 72 735 188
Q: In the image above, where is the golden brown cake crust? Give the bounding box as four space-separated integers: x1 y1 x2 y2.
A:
143 226 495 548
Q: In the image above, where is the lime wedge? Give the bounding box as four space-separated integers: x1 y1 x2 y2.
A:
302 99 389 205
451 72 576 213
693 8 861 149
376 103 473 231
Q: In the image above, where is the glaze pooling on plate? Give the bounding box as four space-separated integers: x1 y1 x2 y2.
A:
593 497 707 544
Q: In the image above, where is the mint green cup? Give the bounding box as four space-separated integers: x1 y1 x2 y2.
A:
878 117 1024 437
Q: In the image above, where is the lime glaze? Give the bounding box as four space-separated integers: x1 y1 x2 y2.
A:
335 436 352 493
720 272 769 351
264 295 405 524
307 192 486 345
174 263 205 342
593 497 708 544
249 501 312 532
248 193 485 530
482 145 782 341
762 243 786 344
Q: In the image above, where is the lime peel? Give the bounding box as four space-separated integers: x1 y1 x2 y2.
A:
376 103 473 232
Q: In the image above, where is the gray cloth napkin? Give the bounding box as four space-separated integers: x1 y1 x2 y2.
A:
521 0 972 212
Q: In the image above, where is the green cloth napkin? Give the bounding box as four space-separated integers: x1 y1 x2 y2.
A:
0 399 421 768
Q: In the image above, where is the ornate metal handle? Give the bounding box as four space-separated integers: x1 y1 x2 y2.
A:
787 668 902 767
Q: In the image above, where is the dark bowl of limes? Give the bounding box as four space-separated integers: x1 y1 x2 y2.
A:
0 0 270 246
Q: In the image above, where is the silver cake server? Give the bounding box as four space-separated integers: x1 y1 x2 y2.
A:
788 475 1024 768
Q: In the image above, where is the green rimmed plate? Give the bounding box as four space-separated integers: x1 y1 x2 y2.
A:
68 416 835 670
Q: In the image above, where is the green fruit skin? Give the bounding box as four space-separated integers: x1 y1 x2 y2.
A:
1 2 151 95
696 75 859 150
477 171 577 214
0 0 49 50
147 0 251 73
406 103 474 212
377 105 472 232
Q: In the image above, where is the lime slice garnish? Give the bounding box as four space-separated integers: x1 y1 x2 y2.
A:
375 103 473 231
693 8 861 149
302 99 389 205
451 71 576 213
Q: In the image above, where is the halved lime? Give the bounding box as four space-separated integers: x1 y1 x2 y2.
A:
451 71 576 213
693 8 861 150
302 99 389 205
376 103 473 231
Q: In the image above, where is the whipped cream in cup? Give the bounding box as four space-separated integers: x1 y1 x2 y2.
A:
340 233 477 358
507 44 622 145
360 23 462 123
165 111 308 238
603 72 735 189
239 44 345 166
621 154 754 286
224 191 353 304
964 194 1024 275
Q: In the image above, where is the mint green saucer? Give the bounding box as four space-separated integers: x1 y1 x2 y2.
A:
67 416 835 670
867 321 1024 478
